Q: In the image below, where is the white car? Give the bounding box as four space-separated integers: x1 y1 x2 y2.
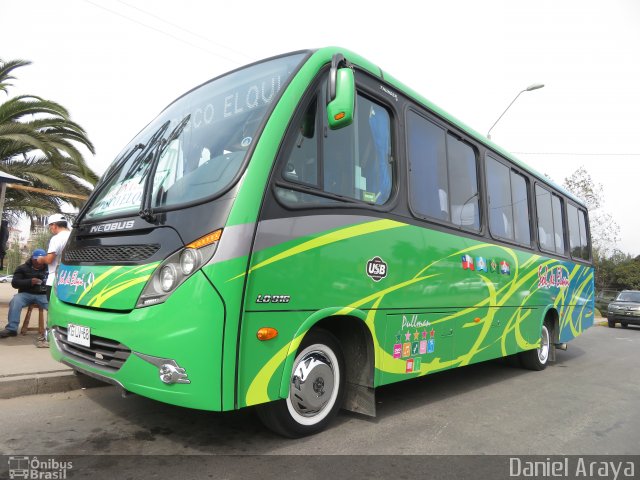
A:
0 274 13 283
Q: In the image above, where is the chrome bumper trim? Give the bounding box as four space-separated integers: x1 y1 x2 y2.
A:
60 359 125 390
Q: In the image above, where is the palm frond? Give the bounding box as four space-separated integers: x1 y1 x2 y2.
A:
0 59 31 95
1 57 98 219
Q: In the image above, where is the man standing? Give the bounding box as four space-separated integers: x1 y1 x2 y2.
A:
0 249 49 338
34 213 71 348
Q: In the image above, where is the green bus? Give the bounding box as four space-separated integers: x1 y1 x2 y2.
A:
49 47 594 437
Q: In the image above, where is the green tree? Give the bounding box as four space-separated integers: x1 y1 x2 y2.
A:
0 58 98 225
612 257 640 290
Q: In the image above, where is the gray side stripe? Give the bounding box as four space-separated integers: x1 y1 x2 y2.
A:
208 215 381 266
253 215 379 252
208 222 256 265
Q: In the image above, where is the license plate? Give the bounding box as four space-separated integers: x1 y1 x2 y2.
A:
67 323 91 347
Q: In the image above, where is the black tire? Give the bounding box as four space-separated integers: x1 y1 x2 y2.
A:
621 322 629 329
255 329 345 438
520 319 552 371
608 320 616 328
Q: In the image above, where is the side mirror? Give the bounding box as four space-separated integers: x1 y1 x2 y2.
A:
327 55 355 130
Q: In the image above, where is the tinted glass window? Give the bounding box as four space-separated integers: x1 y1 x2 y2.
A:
448 135 480 230
486 157 513 240
578 209 589 259
535 185 566 255
282 86 392 205
567 204 590 260
283 97 318 186
407 112 479 230
407 111 447 219
536 185 554 251
325 96 392 203
511 172 530 244
486 156 530 245
551 195 565 254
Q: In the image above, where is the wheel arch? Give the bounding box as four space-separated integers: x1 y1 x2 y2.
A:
278 307 377 417
541 305 560 343
541 305 560 361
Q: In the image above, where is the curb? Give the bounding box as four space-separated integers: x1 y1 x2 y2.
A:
0 370 109 399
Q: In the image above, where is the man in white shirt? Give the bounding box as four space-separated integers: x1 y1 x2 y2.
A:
34 213 71 348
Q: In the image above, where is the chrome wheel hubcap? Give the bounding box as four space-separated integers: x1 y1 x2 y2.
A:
537 325 550 364
290 351 335 417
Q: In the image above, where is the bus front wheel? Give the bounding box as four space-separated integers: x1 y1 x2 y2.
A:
520 320 552 371
255 329 345 438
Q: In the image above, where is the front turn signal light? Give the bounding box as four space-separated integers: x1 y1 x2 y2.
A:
257 327 278 341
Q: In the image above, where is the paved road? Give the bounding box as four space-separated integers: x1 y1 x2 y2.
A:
2 322 639 457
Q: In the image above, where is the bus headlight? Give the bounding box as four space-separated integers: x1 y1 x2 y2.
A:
160 264 177 292
179 248 199 276
136 229 222 308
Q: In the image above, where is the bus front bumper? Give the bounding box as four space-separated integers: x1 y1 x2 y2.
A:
48 272 226 411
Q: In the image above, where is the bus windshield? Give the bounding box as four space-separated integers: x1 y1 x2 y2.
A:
84 53 306 221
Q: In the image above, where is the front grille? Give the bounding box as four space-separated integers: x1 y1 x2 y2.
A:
64 244 160 263
52 326 131 372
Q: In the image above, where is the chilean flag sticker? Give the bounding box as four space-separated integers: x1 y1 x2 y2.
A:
461 254 475 270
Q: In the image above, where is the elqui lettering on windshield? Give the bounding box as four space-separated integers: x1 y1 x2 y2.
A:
181 74 283 132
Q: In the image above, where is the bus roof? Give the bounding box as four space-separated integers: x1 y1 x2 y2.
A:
310 47 586 208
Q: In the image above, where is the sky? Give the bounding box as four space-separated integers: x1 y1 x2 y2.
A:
3 0 640 255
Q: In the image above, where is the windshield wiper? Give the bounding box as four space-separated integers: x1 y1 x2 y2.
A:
139 114 191 222
76 121 171 225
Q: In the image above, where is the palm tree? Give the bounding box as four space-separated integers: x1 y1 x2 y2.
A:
0 58 98 225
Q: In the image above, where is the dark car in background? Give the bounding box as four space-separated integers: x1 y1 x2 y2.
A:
596 289 619 315
607 290 640 328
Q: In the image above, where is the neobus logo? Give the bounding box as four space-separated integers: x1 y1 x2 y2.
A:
379 85 398 102
89 220 135 233
366 257 388 282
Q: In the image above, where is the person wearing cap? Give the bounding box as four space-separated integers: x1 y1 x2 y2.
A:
0 249 49 338
33 213 71 347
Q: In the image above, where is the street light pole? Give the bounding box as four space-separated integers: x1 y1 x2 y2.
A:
487 83 544 140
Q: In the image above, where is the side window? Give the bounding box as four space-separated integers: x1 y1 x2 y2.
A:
448 135 480 230
551 194 566 254
407 111 480 230
407 111 447 220
567 204 590 260
511 172 530 244
486 157 513 240
535 185 566 255
280 82 393 205
325 95 392 203
283 97 318 186
486 155 530 245
535 185 554 251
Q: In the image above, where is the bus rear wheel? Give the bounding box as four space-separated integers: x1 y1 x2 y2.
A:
520 320 552 371
255 329 345 438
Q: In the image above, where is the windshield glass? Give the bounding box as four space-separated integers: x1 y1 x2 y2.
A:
84 53 306 220
616 292 640 302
